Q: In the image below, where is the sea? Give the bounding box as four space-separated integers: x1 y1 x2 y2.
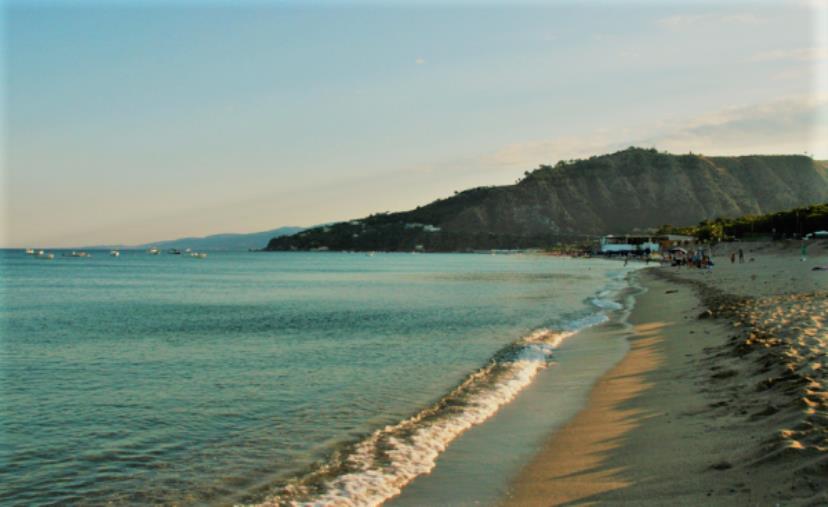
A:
0 250 641 506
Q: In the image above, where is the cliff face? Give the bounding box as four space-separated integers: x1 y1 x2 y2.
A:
267 148 828 252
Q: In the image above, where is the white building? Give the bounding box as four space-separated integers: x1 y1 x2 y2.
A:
599 234 661 254
599 234 695 254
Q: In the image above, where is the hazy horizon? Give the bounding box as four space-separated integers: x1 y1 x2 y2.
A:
3 0 828 248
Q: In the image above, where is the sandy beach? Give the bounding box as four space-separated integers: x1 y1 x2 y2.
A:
504 240 828 506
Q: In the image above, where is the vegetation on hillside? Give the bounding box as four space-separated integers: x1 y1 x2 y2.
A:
658 203 828 242
267 147 828 252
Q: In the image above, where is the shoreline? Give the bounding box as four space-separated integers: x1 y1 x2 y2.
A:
249 257 639 506
502 243 828 506
501 268 729 505
387 265 646 507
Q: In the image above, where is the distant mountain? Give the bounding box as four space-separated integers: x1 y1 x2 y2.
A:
134 226 304 251
267 148 828 252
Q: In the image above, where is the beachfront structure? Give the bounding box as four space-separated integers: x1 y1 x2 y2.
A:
659 234 695 245
599 234 694 254
599 234 660 253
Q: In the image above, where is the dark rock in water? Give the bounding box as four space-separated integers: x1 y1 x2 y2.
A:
698 309 714 319
666 289 679 294
266 148 828 252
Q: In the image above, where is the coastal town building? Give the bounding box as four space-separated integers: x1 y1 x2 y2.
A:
598 234 695 254
599 235 660 253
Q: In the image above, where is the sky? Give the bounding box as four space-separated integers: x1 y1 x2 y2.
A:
2 0 827 247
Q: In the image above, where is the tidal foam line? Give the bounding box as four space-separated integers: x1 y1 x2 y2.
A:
255 321 606 507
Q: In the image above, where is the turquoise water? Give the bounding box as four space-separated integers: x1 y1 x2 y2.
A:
0 251 631 505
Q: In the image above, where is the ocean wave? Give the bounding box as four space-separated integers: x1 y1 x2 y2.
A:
253 270 633 507
253 319 607 507
589 267 643 311
589 297 624 310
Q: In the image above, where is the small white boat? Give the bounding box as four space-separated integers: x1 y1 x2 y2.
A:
148 247 160 255
68 251 90 258
190 252 207 259
110 250 120 257
35 251 54 260
25 248 35 255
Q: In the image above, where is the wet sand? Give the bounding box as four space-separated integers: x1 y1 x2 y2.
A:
503 240 828 506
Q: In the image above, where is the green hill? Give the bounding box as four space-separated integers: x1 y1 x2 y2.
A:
267 148 828 252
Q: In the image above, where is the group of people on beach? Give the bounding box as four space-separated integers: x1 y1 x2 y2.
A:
729 248 745 264
670 249 714 270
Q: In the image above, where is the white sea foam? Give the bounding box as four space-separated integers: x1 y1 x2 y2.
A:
590 297 624 310
255 319 608 507
254 269 635 507
589 267 643 310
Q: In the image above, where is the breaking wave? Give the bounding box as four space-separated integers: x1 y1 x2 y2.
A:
254 317 611 507
590 294 624 310
251 267 641 507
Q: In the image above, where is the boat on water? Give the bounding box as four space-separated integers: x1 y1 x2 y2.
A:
35 251 54 260
66 251 90 258
110 250 120 257
189 252 207 259
167 249 182 255
25 248 35 255
147 247 160 255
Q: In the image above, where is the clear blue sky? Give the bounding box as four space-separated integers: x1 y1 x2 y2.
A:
3 0 827 247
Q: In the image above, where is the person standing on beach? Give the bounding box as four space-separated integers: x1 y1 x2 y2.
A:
730 252 736 263
738 248 744 263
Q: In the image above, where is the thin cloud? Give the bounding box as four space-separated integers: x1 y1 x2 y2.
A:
771 67 812 81
650 95 827 155
793 0 828 7
657 13 765 29
485 95 828 170
484 135 633 170
751 47 828 62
